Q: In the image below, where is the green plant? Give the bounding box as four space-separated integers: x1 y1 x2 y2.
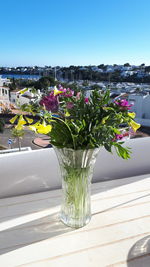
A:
11 128 25 151
10 86 141 159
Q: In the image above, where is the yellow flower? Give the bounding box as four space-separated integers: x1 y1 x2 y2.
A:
101 116 109 124
25 117 33 124
9 115 18 124
12 115 26 131
129 120 141 132
53 88 63 96
29 122 52 134
37 124 52 134
18 119 26 125
19 88 28 95
15 124 23 131
65 111 70 117
128 112 136 119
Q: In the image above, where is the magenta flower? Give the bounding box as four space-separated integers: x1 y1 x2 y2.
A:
115 131 130 141
66 102 74 109
58 84 64 90
84 97 89 104
114 99 132 110
58 86 74 98
116 134 124 140
64 88 74 97
39 92 59 112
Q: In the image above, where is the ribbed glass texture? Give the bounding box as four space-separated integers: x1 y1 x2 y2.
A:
54 147 100 228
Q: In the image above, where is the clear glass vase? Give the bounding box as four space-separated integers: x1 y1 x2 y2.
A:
54 147 100 228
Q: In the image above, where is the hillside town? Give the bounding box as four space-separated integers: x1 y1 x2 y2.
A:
0 66 150 127
1 63 150 83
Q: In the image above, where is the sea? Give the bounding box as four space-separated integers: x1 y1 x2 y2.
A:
1 74 41 80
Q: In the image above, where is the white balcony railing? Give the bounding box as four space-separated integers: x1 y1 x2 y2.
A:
0 137 150 198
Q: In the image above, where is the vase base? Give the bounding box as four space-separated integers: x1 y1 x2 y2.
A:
60 212 91 228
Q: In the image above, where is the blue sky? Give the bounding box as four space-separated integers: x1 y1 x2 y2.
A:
1 0 150 66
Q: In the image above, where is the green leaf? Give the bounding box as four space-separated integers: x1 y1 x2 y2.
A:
114 143 131 159
104 143 112 153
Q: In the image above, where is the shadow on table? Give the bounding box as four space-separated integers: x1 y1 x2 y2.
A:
127 235 150 267
0 211 74 255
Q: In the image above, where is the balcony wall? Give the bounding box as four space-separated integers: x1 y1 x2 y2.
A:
0 137 150 198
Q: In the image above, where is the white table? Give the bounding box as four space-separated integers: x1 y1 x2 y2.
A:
0 174 150 267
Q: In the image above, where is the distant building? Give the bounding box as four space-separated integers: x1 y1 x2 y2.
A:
105 65 115 73
121 71 135 77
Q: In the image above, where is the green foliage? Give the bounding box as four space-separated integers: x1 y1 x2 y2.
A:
48 119 73 148
10 87 140 159
0 118 5 133
9 76 57 91
11 128 25 138
46 89 134 159
34 76 56 90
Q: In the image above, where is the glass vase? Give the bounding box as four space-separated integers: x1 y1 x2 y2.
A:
54 147 100 228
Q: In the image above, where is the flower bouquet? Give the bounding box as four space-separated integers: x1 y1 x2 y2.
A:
10 86 140 228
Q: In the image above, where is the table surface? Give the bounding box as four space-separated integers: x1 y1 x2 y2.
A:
0 174 150 267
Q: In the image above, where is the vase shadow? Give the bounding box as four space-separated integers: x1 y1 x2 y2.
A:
0 211 73 256
127 235 150 267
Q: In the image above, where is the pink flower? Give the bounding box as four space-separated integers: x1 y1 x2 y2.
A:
116 134 124 140
84 97 89 104
76 92 81 100
66 102 74 109
58 86 74 97
114 99 132 110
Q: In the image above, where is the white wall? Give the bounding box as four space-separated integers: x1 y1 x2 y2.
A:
128 94 150 124
0 137 150 198
128 95 143 117
135 118 150 127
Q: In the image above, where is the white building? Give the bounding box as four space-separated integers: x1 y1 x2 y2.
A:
0 75 11 87
10 88 34 106
0 86 10 112
10 88 42 107
128 93 150 126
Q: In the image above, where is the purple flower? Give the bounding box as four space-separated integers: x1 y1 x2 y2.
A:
66 102 74 109
39 92 59 112
114 99 132 110
84 97 89 104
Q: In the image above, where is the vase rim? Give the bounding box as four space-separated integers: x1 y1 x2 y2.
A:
53 146 100 152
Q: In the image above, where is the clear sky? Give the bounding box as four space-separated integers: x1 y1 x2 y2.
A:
1 0 150 67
